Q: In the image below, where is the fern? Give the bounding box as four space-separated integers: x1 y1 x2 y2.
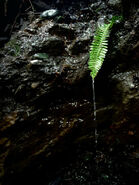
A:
88 16 122 79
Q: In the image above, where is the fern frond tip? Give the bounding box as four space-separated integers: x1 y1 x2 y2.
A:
88 16 120 79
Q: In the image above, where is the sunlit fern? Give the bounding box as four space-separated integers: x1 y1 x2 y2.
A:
88 16 122 79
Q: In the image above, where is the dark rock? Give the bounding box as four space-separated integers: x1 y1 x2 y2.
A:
110 70 139 119
0 0 22 38
0 1 139 185
49 24 76 40
90 1 101 10
0 37 9 47
32 37 65 56
124 21 132 30
32 0 49 11
55 14 77 24
108 0 122 9
16 20 66 56
70 38 90 55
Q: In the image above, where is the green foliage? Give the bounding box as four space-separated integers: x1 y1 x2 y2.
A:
88 16 122 79
6 39 21 57
12 44 21 57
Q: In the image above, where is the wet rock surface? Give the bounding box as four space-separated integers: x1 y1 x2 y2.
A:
40 9 60 19
0 0 139 185
108 0 122 9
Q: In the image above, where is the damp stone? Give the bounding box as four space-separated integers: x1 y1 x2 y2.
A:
40 9 59 19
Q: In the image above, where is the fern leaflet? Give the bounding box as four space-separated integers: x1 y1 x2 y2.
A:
88 16 121 79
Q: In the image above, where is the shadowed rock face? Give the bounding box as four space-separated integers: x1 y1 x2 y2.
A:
0 0 139 185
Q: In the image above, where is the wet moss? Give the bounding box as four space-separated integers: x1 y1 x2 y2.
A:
6 39 21 57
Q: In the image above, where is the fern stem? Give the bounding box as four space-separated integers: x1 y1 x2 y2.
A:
92 79 96 121
92 79 98 144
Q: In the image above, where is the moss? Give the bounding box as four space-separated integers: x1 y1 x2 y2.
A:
6 39 21 57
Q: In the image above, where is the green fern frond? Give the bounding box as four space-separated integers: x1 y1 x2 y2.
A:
88 16 122 79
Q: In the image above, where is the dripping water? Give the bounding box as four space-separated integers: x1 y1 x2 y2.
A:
92 78 99 176
92 79 96 121
92 79 98 144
